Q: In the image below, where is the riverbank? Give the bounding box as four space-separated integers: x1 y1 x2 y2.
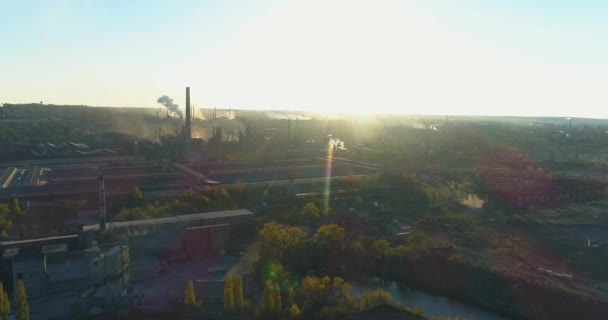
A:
352 279 509 320
374 252 608 320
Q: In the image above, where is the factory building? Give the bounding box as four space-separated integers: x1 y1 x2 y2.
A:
0 235 129 302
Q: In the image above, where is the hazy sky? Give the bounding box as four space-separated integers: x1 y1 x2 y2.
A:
1 0 607 118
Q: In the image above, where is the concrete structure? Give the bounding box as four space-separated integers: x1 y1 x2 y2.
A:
1 235 129 303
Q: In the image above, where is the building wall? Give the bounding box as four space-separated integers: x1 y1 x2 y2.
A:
11 255 46 298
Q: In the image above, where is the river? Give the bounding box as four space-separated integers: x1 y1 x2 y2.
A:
352 278 511 320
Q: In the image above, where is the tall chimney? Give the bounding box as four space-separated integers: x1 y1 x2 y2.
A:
98 176 106 231
185 87 191 152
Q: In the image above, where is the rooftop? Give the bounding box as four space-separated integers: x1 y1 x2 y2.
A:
1 234 78 247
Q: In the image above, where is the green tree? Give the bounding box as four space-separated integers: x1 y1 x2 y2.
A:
233 275 244 311
224 275 235 311
10 198 21 217
299 202 320 221
273 283 282 316
15 280 29 320
288 304 301 318
184 280 198 307
0 281 10 320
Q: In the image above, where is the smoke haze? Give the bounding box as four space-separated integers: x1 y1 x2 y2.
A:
157 95 183 120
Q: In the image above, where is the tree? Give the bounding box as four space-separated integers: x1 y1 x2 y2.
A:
273 283 282 316
371 239 393 259
259 222 306 260
0 282 10 320
224 275 235 311
288 304 301 318
314 224 345 245
0 205 12 238
299 203 321 221
129 187 143 207
184 280 197 307
233 275 244 311
262 280 275 316
213 187 232 207
361 289 391 310
288 288 296 306
300 276 354 309
10 198 21 217
15 280 29 320
0 204 8 217
232 181 246 205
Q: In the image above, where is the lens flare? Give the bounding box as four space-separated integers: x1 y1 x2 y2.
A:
324 142 334 215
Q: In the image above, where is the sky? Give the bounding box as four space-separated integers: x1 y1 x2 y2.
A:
1 0 607 118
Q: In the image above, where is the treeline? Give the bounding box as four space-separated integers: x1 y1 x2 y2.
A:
257 221 449 278
112 183 253 222
0 198 22 238
254 221 469 318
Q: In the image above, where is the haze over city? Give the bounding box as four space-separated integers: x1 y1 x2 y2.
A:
4 2 608 320
2 0 607 118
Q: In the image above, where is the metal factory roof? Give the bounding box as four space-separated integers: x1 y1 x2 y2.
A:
82 209 255 231
1 234 79 247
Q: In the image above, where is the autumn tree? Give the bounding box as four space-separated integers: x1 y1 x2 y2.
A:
259 222 306 260
299 202 321 221
212 187 233 208
128 188 143 207
288 288 296 306
224 275 235 311
184 280 198 307
261 280 275 317
0 205 12 238
314 224 345 246
231 181 246 205
300 276 353 309
371 239 393 259
288 304 302 318
361 289 391 310
273 283 282 316
233 274 244 311
10 198 21 217
15 280 29 320
0 282 9 320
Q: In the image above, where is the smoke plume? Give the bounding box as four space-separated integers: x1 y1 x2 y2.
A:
157 95 183 120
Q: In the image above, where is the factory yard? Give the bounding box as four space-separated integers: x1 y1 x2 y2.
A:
137 256 238 312
188 158 378 184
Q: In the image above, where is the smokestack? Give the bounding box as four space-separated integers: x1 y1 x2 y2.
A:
184 87 191 153
98 176 106 231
